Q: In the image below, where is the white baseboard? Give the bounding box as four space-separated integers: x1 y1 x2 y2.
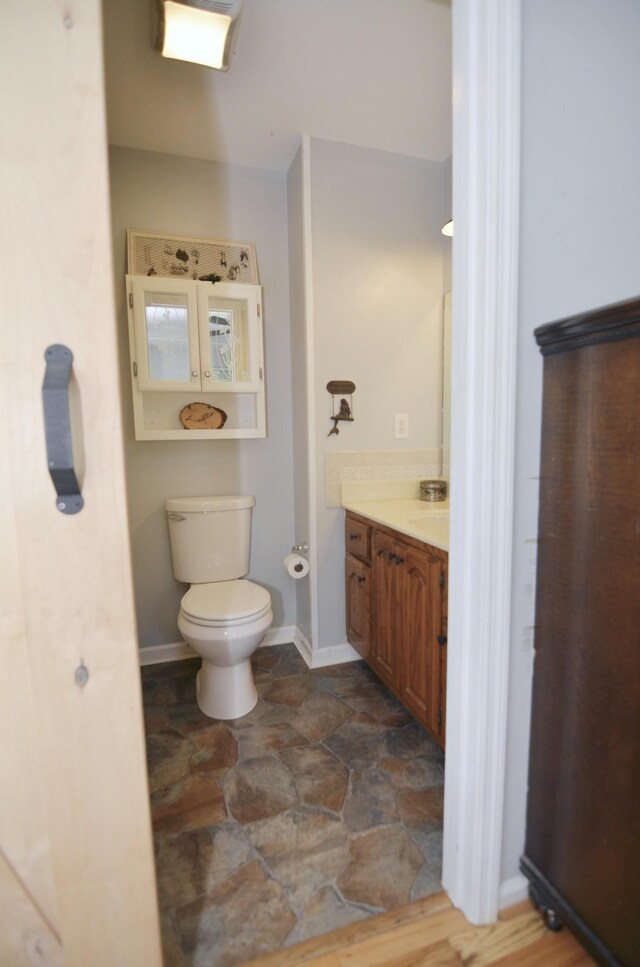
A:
293 630 360 669
138 628 360 670
139 640 196 666
498 875 529 910
262 625 297 648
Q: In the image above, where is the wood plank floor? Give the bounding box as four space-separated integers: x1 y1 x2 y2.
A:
245 895 596 967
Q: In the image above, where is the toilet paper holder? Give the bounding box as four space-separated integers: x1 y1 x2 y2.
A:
292 542 309 556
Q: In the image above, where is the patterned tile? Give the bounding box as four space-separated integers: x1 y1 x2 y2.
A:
155 821 258 911
159 908 187 967
260 673 314 708
322 712 388 767
146 730 194 793
175 860 296 967
284 885 369 947
167 702 217 735
190 724 238 777
383 720 442 759
236 721 309 761
285 690 353 742
269 643 309 679
336 680 413 727
342 765 400 832
223 755 299 825
143 643 444 966
152 775 227 834
337 824 425 909
396 785 445 828
247 806 348 913
279 745 349 811
379 754 445 790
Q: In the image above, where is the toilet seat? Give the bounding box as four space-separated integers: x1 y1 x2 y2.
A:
181 580 271 627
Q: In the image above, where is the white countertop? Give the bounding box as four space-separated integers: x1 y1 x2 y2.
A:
342 493 449 552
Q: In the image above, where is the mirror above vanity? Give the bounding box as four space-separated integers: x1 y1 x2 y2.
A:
442 291 452 476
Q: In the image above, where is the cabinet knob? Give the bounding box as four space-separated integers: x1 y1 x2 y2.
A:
356 575 366 584
191 370 199 378
349 533 359 540
204 371 211 378
437 635 448 646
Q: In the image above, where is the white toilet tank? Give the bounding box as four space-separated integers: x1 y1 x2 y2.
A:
165 495 255 584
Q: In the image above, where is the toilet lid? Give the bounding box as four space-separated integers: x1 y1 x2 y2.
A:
181 580 271 625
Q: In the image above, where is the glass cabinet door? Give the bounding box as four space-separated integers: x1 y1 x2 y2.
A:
130 276 200 391
197 283 262 392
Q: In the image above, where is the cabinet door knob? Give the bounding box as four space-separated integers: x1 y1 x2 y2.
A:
356 575 366 584
204 371 211 377
349 533 359 540
437 635 448 646
191 370 199 377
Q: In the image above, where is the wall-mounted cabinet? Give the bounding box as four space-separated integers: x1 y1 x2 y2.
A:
125 275 265 440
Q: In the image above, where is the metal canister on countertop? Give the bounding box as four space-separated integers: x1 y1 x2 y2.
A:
419 479 447 502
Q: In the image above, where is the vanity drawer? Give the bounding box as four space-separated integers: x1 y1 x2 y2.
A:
345 514 370 562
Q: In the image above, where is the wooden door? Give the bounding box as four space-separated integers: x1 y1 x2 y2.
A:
371 531 400 688
345 554 371 659
0 4 162 965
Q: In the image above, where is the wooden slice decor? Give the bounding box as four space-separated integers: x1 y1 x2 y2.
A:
179 403 227 430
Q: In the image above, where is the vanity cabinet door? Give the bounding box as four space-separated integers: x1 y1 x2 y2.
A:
345 515 447 748
345 554 371 659
371 530 401 689
129 276 201 392
398 543 446 741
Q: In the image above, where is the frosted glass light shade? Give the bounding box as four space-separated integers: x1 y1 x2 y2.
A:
156 0 241 71
442 219 454 237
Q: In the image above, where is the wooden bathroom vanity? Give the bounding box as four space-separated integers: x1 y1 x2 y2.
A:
344 509 448 749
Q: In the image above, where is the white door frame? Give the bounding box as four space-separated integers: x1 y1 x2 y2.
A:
442 0 523 924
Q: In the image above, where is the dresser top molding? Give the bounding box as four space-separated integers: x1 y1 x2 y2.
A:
535 294 640 355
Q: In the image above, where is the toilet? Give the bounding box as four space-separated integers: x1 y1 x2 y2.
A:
165 494 273 720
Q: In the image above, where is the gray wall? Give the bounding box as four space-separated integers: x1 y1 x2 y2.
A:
308 138 446 649
109 146 297 647
502 0 640 882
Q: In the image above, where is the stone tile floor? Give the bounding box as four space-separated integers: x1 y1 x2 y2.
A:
142 643 445 967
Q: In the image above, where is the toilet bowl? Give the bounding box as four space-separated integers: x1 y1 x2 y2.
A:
165 495 273 720
177 579 273 719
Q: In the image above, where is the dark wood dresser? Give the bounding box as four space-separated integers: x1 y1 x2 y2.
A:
521 297 640 966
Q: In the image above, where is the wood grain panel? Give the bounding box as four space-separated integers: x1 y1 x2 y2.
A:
245 898 595 967
371 530 401 689
345 554 371 659
400 545 442 736
0 2 162 963
525 299 640 965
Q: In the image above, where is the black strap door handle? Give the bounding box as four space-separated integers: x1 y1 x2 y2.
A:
42 344 84 514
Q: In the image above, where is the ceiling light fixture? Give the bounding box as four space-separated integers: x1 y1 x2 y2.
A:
154 0 243 71
441 219 454 237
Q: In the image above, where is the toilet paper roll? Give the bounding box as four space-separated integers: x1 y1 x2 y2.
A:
284 552 310 579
